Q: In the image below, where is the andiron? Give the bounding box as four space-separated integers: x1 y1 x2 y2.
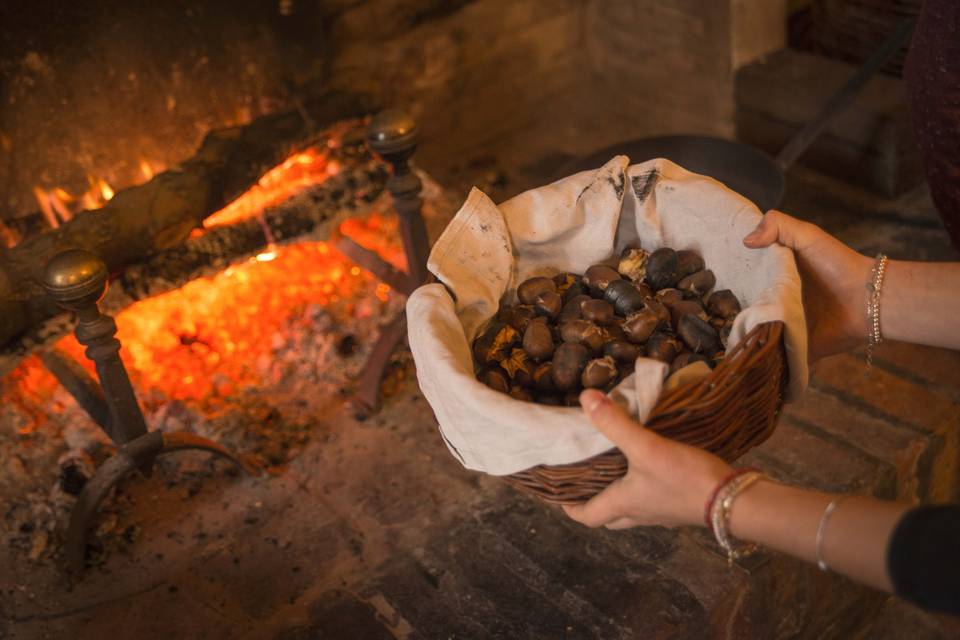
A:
41 249 258 575
330 109 431 419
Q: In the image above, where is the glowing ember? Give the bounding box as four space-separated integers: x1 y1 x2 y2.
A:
6 212 401 412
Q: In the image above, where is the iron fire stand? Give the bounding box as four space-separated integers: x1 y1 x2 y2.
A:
42 249 258 576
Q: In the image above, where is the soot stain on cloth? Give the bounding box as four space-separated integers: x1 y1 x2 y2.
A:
607 173 625 200
632 170 659 203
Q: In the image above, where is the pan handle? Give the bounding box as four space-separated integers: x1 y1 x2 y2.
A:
775 18 916 172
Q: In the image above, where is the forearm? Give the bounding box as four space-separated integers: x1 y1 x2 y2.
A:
727 480 909 591
880 261 960 349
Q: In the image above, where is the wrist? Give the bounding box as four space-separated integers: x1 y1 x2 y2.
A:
847 252 875 345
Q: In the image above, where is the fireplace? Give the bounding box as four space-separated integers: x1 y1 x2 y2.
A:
5 1 957 639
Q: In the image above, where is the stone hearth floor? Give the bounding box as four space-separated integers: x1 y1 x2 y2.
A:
2 164 959 639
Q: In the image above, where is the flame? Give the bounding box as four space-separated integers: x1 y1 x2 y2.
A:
33 174 117 227
139 159 155 181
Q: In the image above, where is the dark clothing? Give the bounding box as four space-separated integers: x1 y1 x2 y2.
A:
904 0 960 251
887 504 960 615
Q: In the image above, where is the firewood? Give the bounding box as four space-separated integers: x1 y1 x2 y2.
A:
0 91 377 351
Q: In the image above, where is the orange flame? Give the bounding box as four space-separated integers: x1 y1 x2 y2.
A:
33 174 117 228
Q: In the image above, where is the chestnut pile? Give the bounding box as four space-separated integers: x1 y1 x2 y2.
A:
472 247 742 406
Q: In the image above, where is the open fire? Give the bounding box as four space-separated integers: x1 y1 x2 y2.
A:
4 141 403 432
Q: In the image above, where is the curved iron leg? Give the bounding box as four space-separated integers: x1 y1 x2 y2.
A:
346 314 407 420
65 430 260 575
160 432 260 476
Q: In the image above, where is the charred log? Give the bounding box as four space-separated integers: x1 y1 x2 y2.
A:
0 91 376 350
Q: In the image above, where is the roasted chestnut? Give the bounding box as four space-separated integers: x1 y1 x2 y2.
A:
509 387 534 402
563 393 582 407
552 342 590 391
533 361 557 392
581 299 615 325
583 264 621 295
719 320 734 349
646 299 672 326
706 289 742 319
645 332 682 363
622 309 660 344
472 322 519 364
517 276 557 305
560 319 606 352
478 366 510 393
603 322 627 342
554 272 586 302
678 314 720 354
617 248 649 282
498 304 537 332
582 356 618 389
604 339 641 363
655 288 684 309
501 347 534 386
670 299 708 331
537 393 563 406
523 321 555 362
677 269 716 298
559 294 590 322
676 250 705 279
670 351 708 374
645 248 681 290
604 279 646 316
534 290 562 318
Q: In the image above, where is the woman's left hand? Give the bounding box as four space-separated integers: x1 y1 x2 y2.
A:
563 389 731 529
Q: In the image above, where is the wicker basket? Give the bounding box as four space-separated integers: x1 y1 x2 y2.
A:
503 321 788 505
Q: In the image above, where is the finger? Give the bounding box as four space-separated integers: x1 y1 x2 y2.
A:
579 389 654 459
743 210 815 251
604 517 639 530
562 481 625 528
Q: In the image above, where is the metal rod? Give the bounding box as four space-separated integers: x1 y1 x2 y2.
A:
39 348 111 432
330 233 416 295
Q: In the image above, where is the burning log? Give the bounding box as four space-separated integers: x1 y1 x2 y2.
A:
0 156 388 379
0 91 377 352
114 161 387 308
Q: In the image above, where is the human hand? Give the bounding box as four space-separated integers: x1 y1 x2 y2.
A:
743 210 872 362
563 389 731 530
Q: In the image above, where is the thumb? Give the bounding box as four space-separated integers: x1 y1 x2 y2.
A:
579 389 653 459
743 210 812 251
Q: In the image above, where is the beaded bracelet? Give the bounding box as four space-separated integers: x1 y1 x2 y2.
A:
707 469 764 565
703 467 760 534
866 254 888 367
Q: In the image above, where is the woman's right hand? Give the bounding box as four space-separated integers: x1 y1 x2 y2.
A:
743 210 872 362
